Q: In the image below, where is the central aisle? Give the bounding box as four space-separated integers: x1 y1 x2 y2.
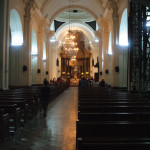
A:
43 87 78 150
32 87 78 150
0 87 78 150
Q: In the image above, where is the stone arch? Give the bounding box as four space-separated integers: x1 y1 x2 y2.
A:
49 5 98 27
10 9 23 45
55 22 95 41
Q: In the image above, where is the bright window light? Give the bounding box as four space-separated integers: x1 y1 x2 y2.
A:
108 32 112 55
50 36 56 43
50 39 56 43
10 9 23 46
32 30 38 54
95 39 99 43
31 52 38 55
43 42 46 60
119 9 128 46
146 17 150 26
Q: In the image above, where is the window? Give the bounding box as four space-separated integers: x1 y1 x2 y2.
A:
31 30 38 54
108 32 112 55
10 9 23 45
119 8 128 46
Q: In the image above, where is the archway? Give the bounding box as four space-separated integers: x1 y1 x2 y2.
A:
119 8 128 46
48 8 100 82
119 8 128 87
10 9 23 45
9 9 23 86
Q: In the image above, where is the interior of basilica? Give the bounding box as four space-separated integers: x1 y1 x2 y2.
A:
0 0 149 91
0 0 150 149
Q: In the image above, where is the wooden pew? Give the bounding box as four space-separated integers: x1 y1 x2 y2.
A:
0 104 21 132
77 87 150 150
78 101 150 107
78 112 150 121
77 138 150 150
0 100 29 124
78 105 150 113
76 121 150 150
0 96 39 118
0 109 9 142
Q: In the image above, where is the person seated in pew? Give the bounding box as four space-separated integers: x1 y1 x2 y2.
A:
40 79 51 117
99 79 105 87
79 77 88 88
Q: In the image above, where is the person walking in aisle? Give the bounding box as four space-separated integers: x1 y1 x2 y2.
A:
40 79 51 117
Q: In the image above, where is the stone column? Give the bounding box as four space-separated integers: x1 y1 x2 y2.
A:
94 28 102 81
98 18 109 85
47 30 55 81
37 22 49 84
37 29 43 84
23 1 34 86
99 41 103 81
0 0 10 90
111 2 119 87
103 30 109 85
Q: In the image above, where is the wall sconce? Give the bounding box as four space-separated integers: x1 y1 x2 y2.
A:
56 58 59 66
92 59 94 66
115 66 119 72
105 69 109 74
23 65 27 71
37 69 41 73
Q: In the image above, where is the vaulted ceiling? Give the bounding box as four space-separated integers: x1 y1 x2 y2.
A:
36 0 107 23
35 0 150 24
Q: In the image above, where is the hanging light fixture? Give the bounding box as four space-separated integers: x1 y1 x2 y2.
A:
63 0 79 57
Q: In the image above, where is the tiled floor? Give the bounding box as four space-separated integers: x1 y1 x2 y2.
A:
0 87 78 150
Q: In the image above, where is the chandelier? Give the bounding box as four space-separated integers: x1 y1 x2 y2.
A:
62 0 79 57
63 30 79 56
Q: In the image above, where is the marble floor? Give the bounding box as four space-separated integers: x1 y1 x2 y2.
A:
0 87 78 150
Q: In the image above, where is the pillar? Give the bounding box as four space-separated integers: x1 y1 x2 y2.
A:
23 1 34 86
47 30 55 81
111 2 119 87
0 0 10 90
98 18 109 85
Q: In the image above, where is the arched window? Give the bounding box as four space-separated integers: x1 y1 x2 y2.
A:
31 30 38 54
119 8 128 46
43 42 46 60
10 9 23 45
108 32 112 55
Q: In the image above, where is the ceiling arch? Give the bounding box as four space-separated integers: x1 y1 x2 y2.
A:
55 22 95 42
39 0 104 25
49 5 99 26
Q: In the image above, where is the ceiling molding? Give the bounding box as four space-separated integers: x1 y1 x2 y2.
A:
49 5 98 27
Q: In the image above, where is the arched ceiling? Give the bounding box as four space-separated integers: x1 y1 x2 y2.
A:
55 10 95 23
36 0 105 23
55 22 95 42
